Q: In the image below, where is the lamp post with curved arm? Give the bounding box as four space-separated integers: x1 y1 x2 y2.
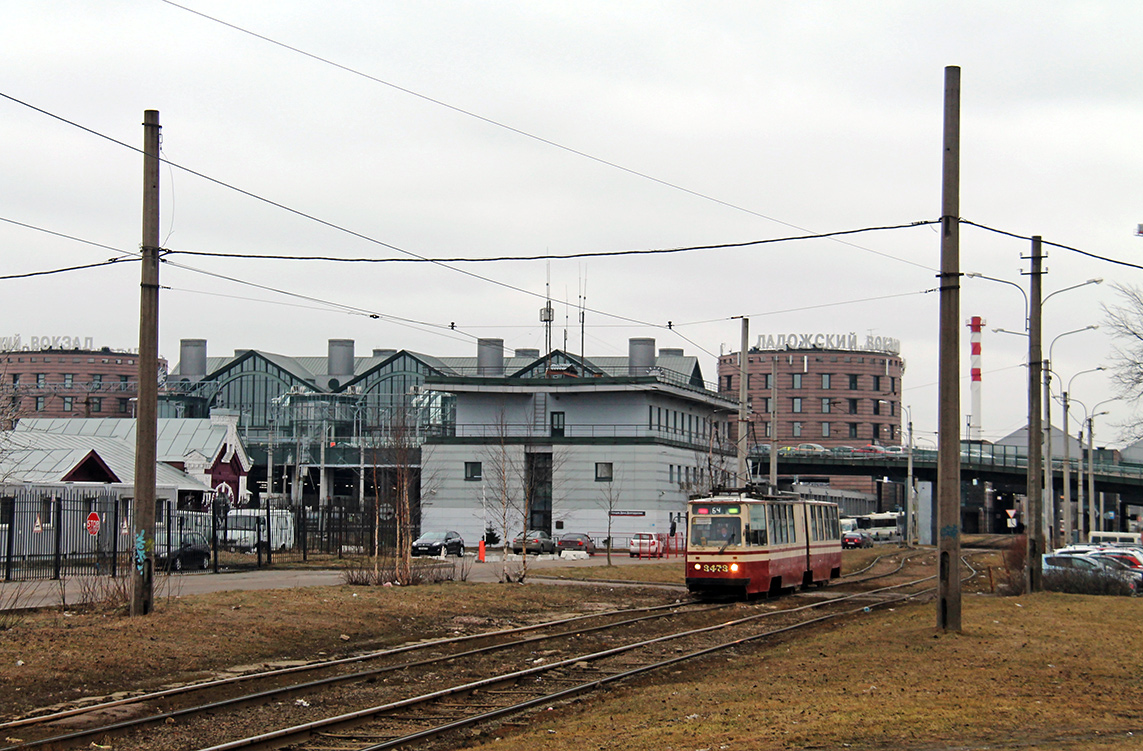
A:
1087 398 1116 536
1061 366 1105 544
1044 325 1099 547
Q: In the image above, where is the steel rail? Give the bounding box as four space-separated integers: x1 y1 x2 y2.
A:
0 599 702 734
196 576 940 751
0 601 728 751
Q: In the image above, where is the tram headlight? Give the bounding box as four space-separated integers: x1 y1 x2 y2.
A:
693 563 701 570
730 563 739 572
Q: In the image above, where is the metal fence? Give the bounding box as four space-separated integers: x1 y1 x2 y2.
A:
1 486 406 581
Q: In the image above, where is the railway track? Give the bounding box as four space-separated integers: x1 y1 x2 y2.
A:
1 550 955 751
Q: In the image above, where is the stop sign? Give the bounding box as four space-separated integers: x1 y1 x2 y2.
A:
86 512 101 536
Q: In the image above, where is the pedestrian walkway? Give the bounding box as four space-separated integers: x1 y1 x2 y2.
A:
1 551 680 610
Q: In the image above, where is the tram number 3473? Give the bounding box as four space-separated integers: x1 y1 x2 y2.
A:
699 563 732 572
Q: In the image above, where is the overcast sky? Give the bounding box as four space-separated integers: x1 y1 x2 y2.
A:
2 1 1141 447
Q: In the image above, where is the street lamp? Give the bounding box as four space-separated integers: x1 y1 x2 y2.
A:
966 272 1029 330
1086 398 1116 537
1060 366 1105 544
902 404 916 546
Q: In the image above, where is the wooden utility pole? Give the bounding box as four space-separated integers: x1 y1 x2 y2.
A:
1026 237 1044 592
131 109 161 616
937 66 962 631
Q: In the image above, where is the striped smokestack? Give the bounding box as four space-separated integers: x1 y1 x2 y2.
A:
967 316 985 441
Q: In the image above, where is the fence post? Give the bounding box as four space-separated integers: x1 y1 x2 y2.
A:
52 495 63 580
264 503 273 567
3 497 15 582
300 507 308 562
111 496 120 578
211 500 218 573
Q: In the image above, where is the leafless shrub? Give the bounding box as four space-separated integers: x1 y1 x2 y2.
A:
340 556 459 586
997 535 1027 595
0 581 33 630
1043 570 1135 597
72 575 133 612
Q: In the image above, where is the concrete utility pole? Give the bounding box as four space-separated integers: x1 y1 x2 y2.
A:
131 109 161 617
1026 237 1044 592
735 316 749 488
936 66 962 631
769 355 778 489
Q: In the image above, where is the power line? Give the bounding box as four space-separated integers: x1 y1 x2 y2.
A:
672 288 938 327
156 1 939 273
962 219 1143 271
165 221 939 264
0 257 137 281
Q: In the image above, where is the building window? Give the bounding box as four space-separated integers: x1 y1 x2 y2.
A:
791 373 802 389
724 375 733 391
873 424 882 440
36 373 46 387
11 374 19 386
120 375 129 386
464 461 482 481
848 399 858 414
92 374 103 389
35 396 45 411
848 423 859 439
39 496 55 529
792 421 803 437
873 400 882 416
848 374 859 390
62 397 73 412
763 421 772 438
821 373 831 389
550 411 565 438
63 373 73 387
872 375 882 392
595 462 613 482
791 397 803 413
119 398 130 414
90 397 102 413
889 376 897 393
821 422 831 438
821 398 831 414
759 397 771 414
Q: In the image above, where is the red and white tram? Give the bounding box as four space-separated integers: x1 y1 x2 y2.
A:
685 490 842 598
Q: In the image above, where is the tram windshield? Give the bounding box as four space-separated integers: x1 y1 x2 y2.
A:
690 515 742 546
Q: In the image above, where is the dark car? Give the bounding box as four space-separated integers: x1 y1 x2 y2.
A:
512 530 557 555
157 531 211 571
412 530 465 557
842 531 873 549
557 532 597 555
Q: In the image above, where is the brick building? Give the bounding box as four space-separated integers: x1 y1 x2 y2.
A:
1 347 166 421
718 335 906 502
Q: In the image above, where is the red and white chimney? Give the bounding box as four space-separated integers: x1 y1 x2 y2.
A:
967 316 985 441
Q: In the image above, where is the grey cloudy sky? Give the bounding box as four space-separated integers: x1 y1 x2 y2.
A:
2 1 1140 446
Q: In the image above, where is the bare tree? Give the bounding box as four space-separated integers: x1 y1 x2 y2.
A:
595 477 623 566
1103 283 1143 439
483 410 523 583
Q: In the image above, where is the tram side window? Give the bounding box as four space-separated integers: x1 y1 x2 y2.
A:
786 504 796 543
749 513 767 546
830 507 840 538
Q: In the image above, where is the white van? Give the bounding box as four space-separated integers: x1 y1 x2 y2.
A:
223 509 296 552
840 518 858 534
1088 531 1143 547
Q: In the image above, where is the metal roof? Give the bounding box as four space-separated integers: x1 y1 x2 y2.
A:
0 431 211 490
15 417 236 465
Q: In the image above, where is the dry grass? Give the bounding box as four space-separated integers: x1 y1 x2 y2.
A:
0 580 674 719
473 593 1143 751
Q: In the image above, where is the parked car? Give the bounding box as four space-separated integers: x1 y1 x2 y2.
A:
854 444 888 455
156 531 211 571
842 531 874 549
794 443 830 456
831 445 857 456
557 532 597 555
1042 553 1139 593
512 530 557 555
411 530 465 557
629 533 664 558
